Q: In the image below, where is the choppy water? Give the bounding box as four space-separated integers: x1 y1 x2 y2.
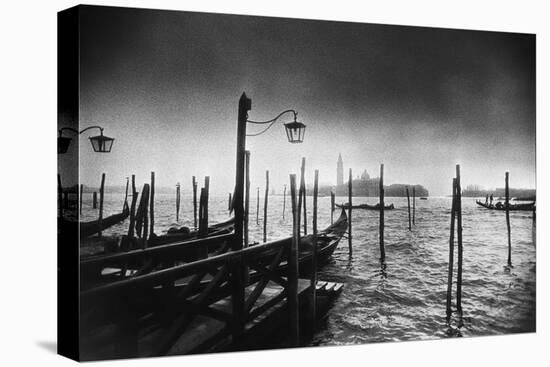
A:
80 192 536 343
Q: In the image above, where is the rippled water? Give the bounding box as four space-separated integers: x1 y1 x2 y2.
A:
81 192 536 343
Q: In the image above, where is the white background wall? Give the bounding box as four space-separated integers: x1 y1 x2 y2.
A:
0 0 547 366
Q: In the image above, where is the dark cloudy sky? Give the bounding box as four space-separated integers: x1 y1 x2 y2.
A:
62 5 535 195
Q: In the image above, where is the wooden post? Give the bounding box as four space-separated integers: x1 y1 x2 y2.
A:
282 184 287 220
289 174 300 346
124 177 129 208
176 183 181 222
198 188 206 237
128 175 137 237
299 157 307 235
57 174 63 218
204 176 210 233
406 186 412 231
149 171 155 237
135 184 150 240
192 176 198 230
230 92 250 347
330 191 335 225
92 191 97 209
244 151 250 247
228 193 232 211
348 168 353 256
379 164 385 261
98 173 105 237
412 186 416 225
256 187 260 225
263 170 269 243
456 164 463 316
310 170 319 330
446 178 457 323
79 183 83 215
506 171 512 266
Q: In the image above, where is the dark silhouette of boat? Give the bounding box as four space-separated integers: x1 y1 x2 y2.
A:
336 202 394 210
475 200 535 211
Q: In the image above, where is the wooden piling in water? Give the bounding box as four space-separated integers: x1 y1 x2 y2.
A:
299 158 307 235
256 187 260 225
175 183 181 222
192 176 197 230
446 178 458 323
311 170 319 330
348 168 353 256
93 191 97 209
79 183 83 214
128 175 137 238
288 174 300 346
149 172 155 237
282 184 287 220
330 191 335 225
263 170 269 243
98 173 105 237
505 171 512 267
228 193 232 212
244 151 250 247
124 177 129 208
455 164 463 316
58 174 63 218
379 164 385 261
406 186 411 231
204 176 210 233
413 186 416 225
135 184 150 241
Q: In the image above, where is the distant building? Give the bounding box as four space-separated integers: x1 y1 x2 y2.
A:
361 169 370 180
337 153 344 186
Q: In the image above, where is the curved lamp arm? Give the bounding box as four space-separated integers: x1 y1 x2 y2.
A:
246 110 298 137
58 125 104 137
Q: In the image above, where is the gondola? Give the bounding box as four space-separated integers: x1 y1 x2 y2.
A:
148 217 235 246
59 205 130 239
475 200 536 211
336 202 394 210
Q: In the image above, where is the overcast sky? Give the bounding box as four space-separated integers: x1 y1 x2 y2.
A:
61 5 535 196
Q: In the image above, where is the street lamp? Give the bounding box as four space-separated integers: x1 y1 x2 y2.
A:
230 92 306 342
58 126 115 154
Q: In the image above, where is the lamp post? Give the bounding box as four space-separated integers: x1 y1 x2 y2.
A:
230 92 306 346
58 126 115 154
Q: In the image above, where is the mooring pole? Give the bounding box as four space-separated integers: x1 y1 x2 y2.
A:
230 92 250 348
128 175 137 237
149 171 155 237
289 174 300 346
406 186 412 231
282 184 287 220
456 164 463 316
446 178 458 324
348 168 353 256
228 193 232 212
92 191 97 209
506 171 512 267
310 169 319 330
256 187 260 225
330 191 335 225
244 151 250 247
124 177 129 209
176 183 180 222
379 164 385 261
192 176 197 230
412 186 416 225
98 173 105 237
299 157 307 235
263 170 269 243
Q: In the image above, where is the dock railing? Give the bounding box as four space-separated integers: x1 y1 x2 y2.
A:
80 231 300 358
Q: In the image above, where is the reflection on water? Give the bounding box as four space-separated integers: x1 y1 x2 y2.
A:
82 193 536 344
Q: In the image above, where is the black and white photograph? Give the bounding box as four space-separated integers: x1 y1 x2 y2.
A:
54 4 539 362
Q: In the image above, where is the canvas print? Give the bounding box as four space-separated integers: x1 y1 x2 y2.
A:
57 5 536 361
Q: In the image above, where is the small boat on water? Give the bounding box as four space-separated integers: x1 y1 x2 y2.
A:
59 205 130 239
420 197 428 200
336 202 395 210
475 200 536 211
